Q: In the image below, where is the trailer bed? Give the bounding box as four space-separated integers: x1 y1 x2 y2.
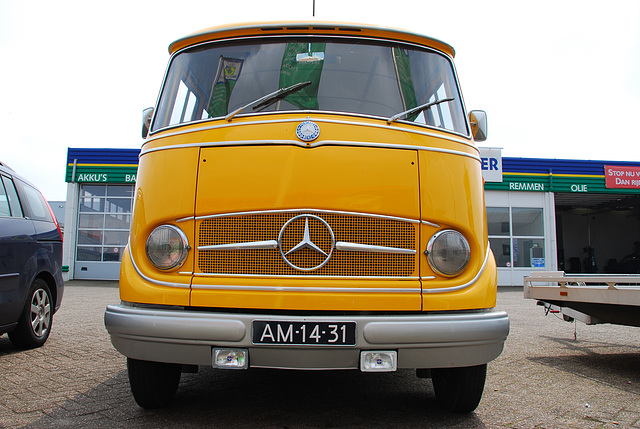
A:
524 271 640 327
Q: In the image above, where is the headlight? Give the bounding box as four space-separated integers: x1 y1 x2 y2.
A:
146 225 189 270
426 230 470 276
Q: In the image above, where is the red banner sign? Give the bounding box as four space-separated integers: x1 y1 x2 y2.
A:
605 165 640 189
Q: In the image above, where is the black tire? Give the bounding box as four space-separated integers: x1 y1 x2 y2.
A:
431 364 487 413
8 278 53 349
127 357 182 408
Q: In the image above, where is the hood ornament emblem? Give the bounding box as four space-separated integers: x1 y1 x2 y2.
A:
285 218 328 257
278 214 334 271
296 121 320 142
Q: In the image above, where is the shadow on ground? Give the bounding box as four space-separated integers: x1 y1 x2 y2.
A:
24 368 490 428
528 335 640 394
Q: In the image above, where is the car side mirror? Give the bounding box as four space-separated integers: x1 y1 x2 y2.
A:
468 110 488 142
142 107 154 139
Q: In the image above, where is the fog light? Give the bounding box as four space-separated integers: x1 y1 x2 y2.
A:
213 348 248 369
360 351 397 372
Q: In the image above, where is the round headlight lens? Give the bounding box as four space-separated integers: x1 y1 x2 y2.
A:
146 225 189 270
426 230 470 276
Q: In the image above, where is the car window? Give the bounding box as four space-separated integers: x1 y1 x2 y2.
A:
0 176 10 217
14 179 51 222
1 174 24 218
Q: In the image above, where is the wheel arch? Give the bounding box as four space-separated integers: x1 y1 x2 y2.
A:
34 270 60 314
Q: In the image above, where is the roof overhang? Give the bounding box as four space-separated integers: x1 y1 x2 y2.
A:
168 21 455 58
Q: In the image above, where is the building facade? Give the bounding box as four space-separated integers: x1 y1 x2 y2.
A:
481 151 640 285
63 148 640 285
63 149 138 280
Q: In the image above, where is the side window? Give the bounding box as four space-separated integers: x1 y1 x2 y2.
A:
1 175 24 218
169 80 205 126
14 179 51 222
0 176 10 216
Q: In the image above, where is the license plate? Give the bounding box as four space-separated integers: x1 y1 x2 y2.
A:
252 320 356 345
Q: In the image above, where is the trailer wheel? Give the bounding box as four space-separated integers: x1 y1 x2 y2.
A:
127 358 182 408
432 364 487 413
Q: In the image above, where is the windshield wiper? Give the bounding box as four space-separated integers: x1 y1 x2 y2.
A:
225 81 312 122
386 97 454 125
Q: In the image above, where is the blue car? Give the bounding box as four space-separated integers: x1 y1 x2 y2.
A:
0 162 64 348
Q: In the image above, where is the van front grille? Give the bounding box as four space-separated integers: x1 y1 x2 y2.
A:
197 211 416 277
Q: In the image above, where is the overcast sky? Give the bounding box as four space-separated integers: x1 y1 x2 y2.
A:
1 0 639 201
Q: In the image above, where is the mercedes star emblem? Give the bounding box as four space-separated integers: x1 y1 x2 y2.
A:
296 121 320 142
278 214 335 271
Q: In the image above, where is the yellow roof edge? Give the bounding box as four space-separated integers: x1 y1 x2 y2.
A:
168 21 455 57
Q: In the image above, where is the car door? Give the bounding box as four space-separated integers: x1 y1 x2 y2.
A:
0 174 36 328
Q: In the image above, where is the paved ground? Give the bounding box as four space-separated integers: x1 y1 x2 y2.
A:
1 282 639 428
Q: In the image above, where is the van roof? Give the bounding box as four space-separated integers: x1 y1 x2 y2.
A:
0 161 15 172
168 21 455 58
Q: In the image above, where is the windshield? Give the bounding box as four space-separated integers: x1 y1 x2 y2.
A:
152 37 468 135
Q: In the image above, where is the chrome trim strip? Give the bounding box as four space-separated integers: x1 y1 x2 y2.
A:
144 139 302 154
313 140 480 161
0 273 19 278
421 243 492 294
192 208 420 224
421 220 441 228
336 242 416 255
199 240 278 251
193 273 420 280
145 116 475 150
191 284 418 293
199 240 415 255
128 242 191 289
315 117 472 146
141 137 479 161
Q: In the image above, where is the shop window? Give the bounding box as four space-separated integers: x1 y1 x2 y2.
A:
487 207 509 236
490 237 511 267
488 206 545 268
512 208 543 236
513 238 545 268
76 184 134 263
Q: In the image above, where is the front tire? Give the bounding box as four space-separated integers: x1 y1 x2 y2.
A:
8 278 53 349
127 358 182 408
431 364 487 413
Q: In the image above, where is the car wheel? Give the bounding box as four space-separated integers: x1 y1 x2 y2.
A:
8 278 53 349
127 357 182 408
431 364 487 413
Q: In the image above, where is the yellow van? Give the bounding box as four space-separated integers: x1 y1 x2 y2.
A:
105 21 509 412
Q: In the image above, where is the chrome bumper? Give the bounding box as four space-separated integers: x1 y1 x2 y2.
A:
104 304 509 370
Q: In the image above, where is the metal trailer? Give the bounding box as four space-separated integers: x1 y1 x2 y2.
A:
524 271 640 327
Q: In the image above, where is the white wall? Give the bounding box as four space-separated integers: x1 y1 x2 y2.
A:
485 190 557 286
62 183 79 282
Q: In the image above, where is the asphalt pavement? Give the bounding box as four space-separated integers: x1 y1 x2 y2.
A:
1 281 639 428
